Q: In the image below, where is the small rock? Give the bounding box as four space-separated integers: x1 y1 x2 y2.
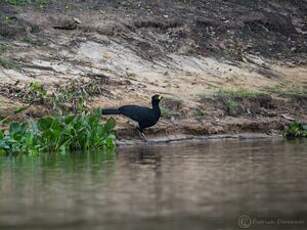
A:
281 114 295 121
73 17 81 24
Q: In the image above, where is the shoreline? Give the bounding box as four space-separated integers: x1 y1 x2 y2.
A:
116 132 282 147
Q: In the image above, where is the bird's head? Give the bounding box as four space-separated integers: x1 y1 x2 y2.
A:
152 94 163 102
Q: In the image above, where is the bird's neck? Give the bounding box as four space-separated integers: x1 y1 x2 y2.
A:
152 102 161 116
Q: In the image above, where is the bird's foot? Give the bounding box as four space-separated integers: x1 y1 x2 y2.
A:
137 129 147 142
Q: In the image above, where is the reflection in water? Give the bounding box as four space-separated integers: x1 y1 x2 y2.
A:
0 139 307 230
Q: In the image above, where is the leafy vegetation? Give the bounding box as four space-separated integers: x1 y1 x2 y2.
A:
284 121 307 139
29 81 48 101
0 109 116 156
50 79 97 114
0 79 117 156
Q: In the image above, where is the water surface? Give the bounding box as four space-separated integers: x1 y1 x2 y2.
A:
0 138 307 230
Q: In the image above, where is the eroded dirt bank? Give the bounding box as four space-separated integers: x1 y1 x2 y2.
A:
1 0 307 140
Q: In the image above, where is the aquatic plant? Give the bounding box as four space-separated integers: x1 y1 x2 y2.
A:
284 121 307 139
0 109 116 156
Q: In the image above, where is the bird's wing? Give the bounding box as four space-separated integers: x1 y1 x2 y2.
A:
119 105 152 122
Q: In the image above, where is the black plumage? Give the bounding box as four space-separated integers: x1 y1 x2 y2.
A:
102 95 162 135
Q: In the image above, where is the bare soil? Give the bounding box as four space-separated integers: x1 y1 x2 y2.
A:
0 0 307 140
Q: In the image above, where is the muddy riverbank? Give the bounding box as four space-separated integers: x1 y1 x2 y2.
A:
1 0 307 139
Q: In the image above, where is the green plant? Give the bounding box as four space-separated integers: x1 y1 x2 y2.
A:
225 99 239 114
50 78 107 114
193 108 206 117
29 81 47 97
284 121 307 139
0 109 116 156
51 85 87 114
23 81 48 105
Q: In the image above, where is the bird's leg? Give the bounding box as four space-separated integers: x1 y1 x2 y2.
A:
137 127 147 142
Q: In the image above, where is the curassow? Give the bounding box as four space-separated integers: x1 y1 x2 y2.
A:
102 95 163 139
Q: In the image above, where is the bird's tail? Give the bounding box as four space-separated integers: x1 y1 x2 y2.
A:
101 108 121 115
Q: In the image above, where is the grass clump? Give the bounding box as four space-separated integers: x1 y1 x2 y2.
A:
224 99 239 114
215 88 266 98
265 84 307 98
0 109 116 156
284 121 307 139
29 81 47 97
211 88 270 116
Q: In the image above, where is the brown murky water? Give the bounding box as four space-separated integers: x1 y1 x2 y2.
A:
0 138 307 230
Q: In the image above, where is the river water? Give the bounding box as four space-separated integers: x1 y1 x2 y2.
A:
0 138 306 230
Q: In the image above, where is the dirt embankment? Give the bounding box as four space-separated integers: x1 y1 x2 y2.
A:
0 0 307 140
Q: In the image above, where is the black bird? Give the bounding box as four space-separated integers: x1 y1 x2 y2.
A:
102 95 163 139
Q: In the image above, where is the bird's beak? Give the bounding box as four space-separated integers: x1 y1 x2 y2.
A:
158 95 163 100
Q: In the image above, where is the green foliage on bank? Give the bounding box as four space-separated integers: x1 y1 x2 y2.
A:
0 109 116 156
284 121 307 139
